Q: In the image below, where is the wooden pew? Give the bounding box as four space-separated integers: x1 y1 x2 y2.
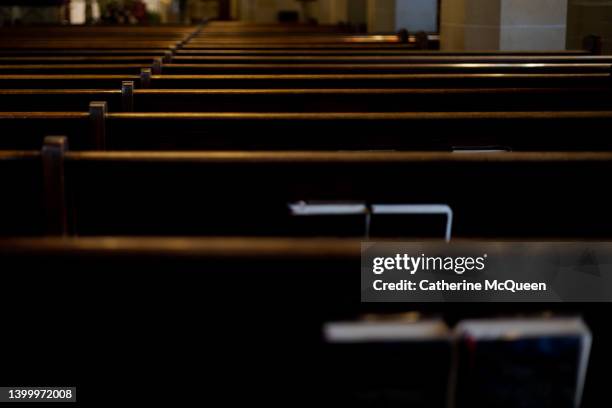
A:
0 26 196 36
2 110 612 151
143 73 612 89
0 27 194 44
156 63 612 75
161 71 612 89
4 143 612 238
0 56 161 65
202 24 352 34
169 54 612 63
0 26 200 58
2 235 612 404
3 87 612 113
78 110 612 151
0 235 381 406
0 62 608 76
0 49 170 57
0 72 608 90
33 141 612 239
0 64 151 75
13 52 584 62
182 40 438 49
172 50 594 57
0 237 360 289
0 235 610 407
0 74 140 89
0 51 595 66
189 30 435 44
127 87 612 112
187 35 404 44
175 43 583 51
0 89 123 112
180 28 431 49
0 41 179 50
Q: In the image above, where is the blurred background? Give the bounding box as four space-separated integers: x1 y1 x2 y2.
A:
0 0 611 52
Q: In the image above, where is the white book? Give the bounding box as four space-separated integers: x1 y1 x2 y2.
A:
454 317 591 408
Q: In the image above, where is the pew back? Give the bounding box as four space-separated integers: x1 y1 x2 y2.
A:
52 150 612 239
2 111 612 151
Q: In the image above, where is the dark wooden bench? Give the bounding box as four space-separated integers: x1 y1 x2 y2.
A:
0 26 200 61
127 87 612 112
4 142 612 238
0 74 140 89
169 54 611 63
0 237 360 291
2 109 612 151
0 234 432 406
0 49 170 57
0 50 596 67
188 34 403 43
172 50 594 57
0 72 608 90
0 89 124 112
0 56 161 65
31 139 612 239
3 87 612 113
0 26 196 36
0 235 610 406
0 41 179 50
0 64 153 75
155 62 612 75
144 73 612 89
5 62 608 75
19 52 597 63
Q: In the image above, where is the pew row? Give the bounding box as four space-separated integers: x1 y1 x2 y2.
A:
0 49 584 57
0 75 140 90
156 63 612 75
164 55 612 64
0 64 153 75
1 235 610 407
174 49 591 56
2 140 611 238
2 87 612 113
44 148 612 239
0 42 180 50
0 50 171 57
0 53 601 69
142 73 612 89
1 63 609 75
1 72 608 90
1 55 604 66
2 110 612 151
0 235 354 406
0 56 162 65
4 48 573 58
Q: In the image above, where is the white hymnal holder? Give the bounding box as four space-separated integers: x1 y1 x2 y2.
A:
288 201 453 241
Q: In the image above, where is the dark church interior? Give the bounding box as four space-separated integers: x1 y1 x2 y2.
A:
0 0 611 406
